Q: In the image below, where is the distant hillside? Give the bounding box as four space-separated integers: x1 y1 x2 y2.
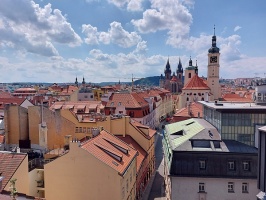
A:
134 76 160 86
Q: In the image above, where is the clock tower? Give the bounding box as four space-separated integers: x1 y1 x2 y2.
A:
207 26 221 100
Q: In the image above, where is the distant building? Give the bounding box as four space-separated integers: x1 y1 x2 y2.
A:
160 58 184 93
201 101 266 147
163 118 259 200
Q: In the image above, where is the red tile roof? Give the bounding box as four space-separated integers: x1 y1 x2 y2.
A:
183 74 210 90
0 152 27 189
106 93 149 108
0 92 13 98
221 93 253 102
130 120 156 139
0 98 26 109
116 135 147 173
81 130 137 175
174 102 203 118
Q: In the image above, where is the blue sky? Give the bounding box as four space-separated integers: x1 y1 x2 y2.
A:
0 0 265 83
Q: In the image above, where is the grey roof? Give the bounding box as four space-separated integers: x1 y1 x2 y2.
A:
164 118 257 154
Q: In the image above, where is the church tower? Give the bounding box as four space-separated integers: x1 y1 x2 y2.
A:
207 26 221 100
164 58 172 91
184 57 196 86
176 58 183 92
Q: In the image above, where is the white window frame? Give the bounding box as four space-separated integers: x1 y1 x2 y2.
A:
199 160 206 169
228 182 234 193
199 183 205 192
243 161 250 171
242 183 248 193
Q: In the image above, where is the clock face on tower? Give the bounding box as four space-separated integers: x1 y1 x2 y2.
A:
210 56 217 63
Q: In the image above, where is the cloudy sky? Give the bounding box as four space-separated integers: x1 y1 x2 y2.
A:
0 0 265 83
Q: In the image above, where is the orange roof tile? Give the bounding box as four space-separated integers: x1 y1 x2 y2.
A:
116 135 147 173
174 102 203 118
0 92 13 98
130 120 156 139
0 152 27 189
183 74 210 90
106 93 149 108
0 98 27 109
81 130 137 175
221 93 253 102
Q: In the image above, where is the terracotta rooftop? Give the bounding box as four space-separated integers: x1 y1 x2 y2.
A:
0 92 13 98
0 152 27 189
221 93 253 102
106 92 149 108
14 88 36 92
130 120 156 139
0 98 26 109
81 130 137 175
174 102 203 118
116 135 147 173
183 74 210 90
50 101 104 114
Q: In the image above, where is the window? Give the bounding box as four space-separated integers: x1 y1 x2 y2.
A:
75 127 79 133
199 183 205 192
228 161 235 171
242 183 248 193
243 161 250 171
83 127 86 133
126 179 129 192
87 127 91 133
79 127 82 133
199 160 206 170
228 182 234 193
188 73 191 78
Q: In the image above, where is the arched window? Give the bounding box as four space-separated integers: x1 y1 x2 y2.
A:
187 97 189 101
188 73 191 78
201 97 204 101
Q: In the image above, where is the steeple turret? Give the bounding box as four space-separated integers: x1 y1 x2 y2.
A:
164 58 172 80
195 60 198 75
208 25 220 53
75 77 78 86
177 57 183 73
82 77 85 85
189 56 192 66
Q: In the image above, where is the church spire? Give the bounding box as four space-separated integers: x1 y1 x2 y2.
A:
189 56 192 66
82 76 85 85
208 25 220 53
75 76 78 86
195 60 198 75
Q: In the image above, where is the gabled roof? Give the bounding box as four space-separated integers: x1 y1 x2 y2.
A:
130 120 156 139
81 130 137 175
0 152 27 189
174 102 203 118
183 74 210 90
116 135 147 173
106 92 148 108
0 98 27 109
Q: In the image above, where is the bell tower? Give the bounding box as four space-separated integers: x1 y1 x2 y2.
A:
207 25 221 100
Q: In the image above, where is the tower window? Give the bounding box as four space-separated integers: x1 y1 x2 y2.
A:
188 73 191 78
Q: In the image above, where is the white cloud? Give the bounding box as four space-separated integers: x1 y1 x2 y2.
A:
132 0 193 47
107 0 144 11
82 21 142 48
0 0 82 57
234 26 242 32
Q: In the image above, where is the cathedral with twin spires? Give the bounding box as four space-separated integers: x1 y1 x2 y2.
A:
160 27 221 109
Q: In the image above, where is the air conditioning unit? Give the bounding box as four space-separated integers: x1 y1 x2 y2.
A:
258 93 262 96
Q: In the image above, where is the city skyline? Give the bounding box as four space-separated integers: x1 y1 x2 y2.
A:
0 0 265 83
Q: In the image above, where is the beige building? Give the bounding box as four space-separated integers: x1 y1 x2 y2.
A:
43 130 137 200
